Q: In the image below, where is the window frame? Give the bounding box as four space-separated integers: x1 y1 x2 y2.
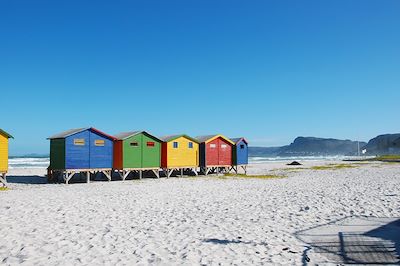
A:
130 142 139 147
73 139 85 146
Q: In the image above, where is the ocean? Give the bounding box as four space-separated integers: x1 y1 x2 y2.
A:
8 156 351 169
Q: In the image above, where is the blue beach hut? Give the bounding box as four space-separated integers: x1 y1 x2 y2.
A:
48 128 116 183
230 137 248 174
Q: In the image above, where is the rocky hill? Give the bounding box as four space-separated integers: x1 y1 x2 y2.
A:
361 134 400 155
249 137 365 157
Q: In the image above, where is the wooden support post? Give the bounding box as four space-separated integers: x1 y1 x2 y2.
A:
216 167 219 176
193 168 198 176
139 170 142 179
65 172 73 184
180 168 183 177
167 169 172 178
0 173 7 187
123 170 130 181
152 169 159 178
86 171 90 183
105 170 111 181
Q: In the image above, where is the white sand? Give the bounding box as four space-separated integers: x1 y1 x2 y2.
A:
0 161 399 265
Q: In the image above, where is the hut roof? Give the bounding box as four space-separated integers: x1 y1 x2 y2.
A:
230 137 248 145
114 131 162 142
48 127 116 140
0 129 13 139
196 134 234 145
160 134 199 143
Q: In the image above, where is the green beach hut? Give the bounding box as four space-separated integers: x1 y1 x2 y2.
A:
113 131 162 179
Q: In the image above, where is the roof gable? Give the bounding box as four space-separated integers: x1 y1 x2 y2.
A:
0 129 13 139
230 137 248 145
160 134 199 143
48 127 116 140
196 134 234 145
114 131 162 142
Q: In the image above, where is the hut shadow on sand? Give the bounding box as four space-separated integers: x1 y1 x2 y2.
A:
295 216 400 265
6 175 48 184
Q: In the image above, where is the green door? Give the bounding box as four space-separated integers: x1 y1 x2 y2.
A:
123 134 142 168
141 134 161 168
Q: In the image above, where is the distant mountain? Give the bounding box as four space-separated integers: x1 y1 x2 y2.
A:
361 134 400 155
278 137 366 156
248 146 286 157
249 136 365 157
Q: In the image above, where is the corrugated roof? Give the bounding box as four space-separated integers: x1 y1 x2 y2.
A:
230 137 248 145
47 128 88 139
114 131 162 142
0 129 13 139
114 131 141 140
196 134 235 145
196 135 218 143
160 134 199 143
48 127 116 140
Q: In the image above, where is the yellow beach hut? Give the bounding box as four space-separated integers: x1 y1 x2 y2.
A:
160 135 199 177
0 129 13 187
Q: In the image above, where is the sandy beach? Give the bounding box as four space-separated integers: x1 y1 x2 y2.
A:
0 160 399 265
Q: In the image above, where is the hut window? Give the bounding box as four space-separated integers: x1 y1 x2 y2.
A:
74 139 85 146
130 142 139 147
221 144 227 148
95 140 105 146
173 142 178 148
147 142 155 147
210 144 216 148
188 142 193 149
240 144 245 149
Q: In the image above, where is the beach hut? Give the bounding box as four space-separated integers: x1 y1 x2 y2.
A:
230 137 248 174
113 131 162 179
47 127 116 184
0 129 13 187
196 134 234 175
160 135 199 177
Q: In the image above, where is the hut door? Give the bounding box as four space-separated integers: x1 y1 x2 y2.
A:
218 138 232 165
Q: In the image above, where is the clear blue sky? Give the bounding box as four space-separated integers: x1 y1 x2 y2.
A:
1 0 399 155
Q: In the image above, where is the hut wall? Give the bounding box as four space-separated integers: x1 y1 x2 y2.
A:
50 139 65 169
0 135 8 172
123 134 142 168
113 140 123 169
65 131 90 169
163 137 198 167
235 140 248 165
202 137 233 166
141 134 161 168
218 138 232 165
89 130 113 168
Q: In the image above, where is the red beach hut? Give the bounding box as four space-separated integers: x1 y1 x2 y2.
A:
196 134 234 175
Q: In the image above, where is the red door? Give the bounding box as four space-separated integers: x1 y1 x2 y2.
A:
206 139 219 166
218 138 232 165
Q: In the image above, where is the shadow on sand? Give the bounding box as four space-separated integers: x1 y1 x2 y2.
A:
203 238 268 246
295 216 400 265
6 175 48 184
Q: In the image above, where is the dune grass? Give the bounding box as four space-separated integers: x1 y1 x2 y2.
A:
224 173 285 179
0 187 9 191
311 164 357 170
374 155 400 161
